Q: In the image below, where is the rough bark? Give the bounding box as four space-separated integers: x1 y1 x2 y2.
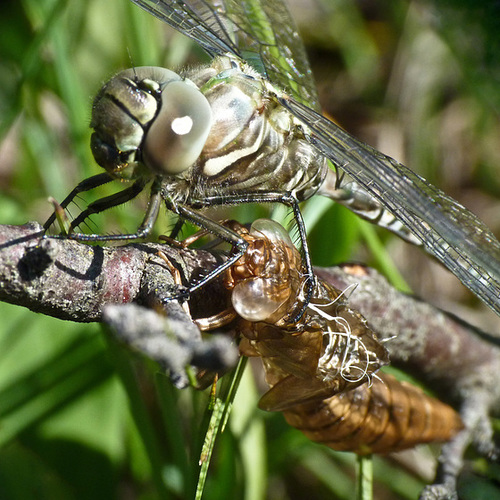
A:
0 222 236 387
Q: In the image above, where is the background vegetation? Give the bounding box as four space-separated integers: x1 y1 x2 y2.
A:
0 0 499 498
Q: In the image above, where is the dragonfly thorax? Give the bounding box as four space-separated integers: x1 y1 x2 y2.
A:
182 55 328 200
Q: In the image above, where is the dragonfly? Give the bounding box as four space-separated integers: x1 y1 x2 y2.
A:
195 218 462 454
43 0 500 318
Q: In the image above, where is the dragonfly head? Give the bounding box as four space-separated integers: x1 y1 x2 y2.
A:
90 66 212 180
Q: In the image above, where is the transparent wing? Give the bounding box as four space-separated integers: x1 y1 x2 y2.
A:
130 0 239 58
129 0 500 317
129 0 319 108
280 97 500 316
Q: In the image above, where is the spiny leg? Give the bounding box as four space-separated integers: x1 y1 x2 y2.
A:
168 217 186 241
163 202 250 299
47 178 161 242
183 191 315 322
43 173 115 231
65 179 147 237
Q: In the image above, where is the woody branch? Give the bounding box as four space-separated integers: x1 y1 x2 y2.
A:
0 222 499 479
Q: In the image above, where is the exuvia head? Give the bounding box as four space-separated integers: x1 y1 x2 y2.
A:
231 219 296 322
90 66 213 180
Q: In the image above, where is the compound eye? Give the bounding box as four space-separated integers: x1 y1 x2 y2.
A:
143 81 212 175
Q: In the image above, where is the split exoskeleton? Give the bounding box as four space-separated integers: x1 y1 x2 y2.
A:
190 219 463 454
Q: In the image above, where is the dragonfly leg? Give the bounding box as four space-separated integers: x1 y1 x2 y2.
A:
162 202 249 299
167 218 185 240
186 191 315 322
45 179 161 242
43 173 115 231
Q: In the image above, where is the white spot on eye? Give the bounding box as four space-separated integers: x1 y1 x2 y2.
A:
143 79 212 174
171 115 194 135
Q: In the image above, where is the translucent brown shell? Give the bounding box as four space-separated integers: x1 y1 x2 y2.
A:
199 219 463 453
283 372 463 454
